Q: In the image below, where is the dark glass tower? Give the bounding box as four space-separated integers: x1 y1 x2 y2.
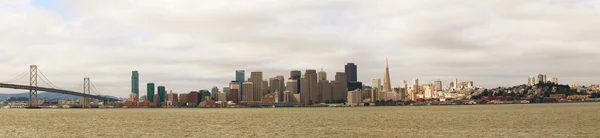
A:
236 70 245 99
290 70 301 94
345 63 357 82
158 86 166 104
131 71 139 100
147 83 155 102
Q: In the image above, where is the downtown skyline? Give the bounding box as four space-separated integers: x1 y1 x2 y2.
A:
1 0 600 97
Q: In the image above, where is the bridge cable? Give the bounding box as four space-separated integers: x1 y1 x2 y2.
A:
37 68 62 89
0 68 29 84
89 80 103 96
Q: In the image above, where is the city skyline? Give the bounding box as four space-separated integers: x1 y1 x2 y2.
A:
2 1 600 97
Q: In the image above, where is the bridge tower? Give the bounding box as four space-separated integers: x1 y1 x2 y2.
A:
83 77 91 108
28 65 39 108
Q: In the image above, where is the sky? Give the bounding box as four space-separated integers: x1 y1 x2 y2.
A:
1 0 599 97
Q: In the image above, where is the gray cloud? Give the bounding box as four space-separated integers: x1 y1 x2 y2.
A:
0 0 599 97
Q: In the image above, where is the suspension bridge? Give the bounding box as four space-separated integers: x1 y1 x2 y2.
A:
0 65 120 108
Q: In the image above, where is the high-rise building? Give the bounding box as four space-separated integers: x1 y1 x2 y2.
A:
166 90 178 107
319 80 332 103
286 79 298 94
242 82 254 102
158 86 166 104
229 81 241 102
236 70 245 101
528 76 535 86
551 77 558 84
300 75 309 105
230 89 239 104
318 68 327 81
250 70 263 101
223 87 230 101
412 79 419 101
211 86 219 100
383 58 392 93
306 69 319 104
434 79 442 91
454 77 459 89
371 88 378 102
146 83 155 102
270 77 284 102
345 63 357 82
131 71 139 101
372 78 381 90
290 70 302 94
543 74 547 84
333 72 348 102
538 74 545 84
262 80 269 96
179 93 188 107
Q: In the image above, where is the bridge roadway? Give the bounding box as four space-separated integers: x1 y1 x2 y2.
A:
0 83 119 101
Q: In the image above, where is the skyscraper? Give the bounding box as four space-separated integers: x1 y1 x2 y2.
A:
528 76 535 86
262 80 269 96
372 78 381 90
345 63 357 82
306 69 319 104
538 74 545 84
131 71 139 101
236 70 245 100
250 70 263 101
270 76 285 102
290 70 301 94
318 67 327 81
158 86 166 104
412 79 419 100
383 58 392 93
434 79 442 91
211 86 219 100
454 77 459 89
319 80 332 103
300 75 309 105
333 72 348 101
147 83 155 102
229 81 241 103
286 79 298 94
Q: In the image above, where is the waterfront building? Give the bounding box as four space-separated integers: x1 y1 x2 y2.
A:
250 70 263 101
158 86 166 104
345 63 357 82
179 93 188 107
262 80 269 96
166 90 178 107
147 83 155 102
383 58 392 93
230 89 239 104
283 90 292 103
242 82 254 102
235 70 245 100
269 76 284 102
131 71 139 101
347 90 362 106
187 92 200 107
223 87 230 101
217 92 226 102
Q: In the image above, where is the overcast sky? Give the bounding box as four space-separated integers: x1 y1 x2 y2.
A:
1 0 599 97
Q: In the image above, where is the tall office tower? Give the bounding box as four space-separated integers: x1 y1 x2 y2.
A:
146 83 155 102
283 90 292 103
372 78 381 90
538 74 545 84
270 77 284 102
402 80 408 100
412 79 419 100
230 89 239 103
250 70 263 101
345 63 358 82
211 86 219 100
158 86 166 104
454 77 459 89
319 80 332 103
242 82 254 102
223 87 230 101
229 81 241 102
528 76 534 86
236 70 245 100
300 75 310 105
543 74 547 83
131 71 139 101
318 68 327 81
434 79 442 91
262 80 269 96
305 69 319 104
333 72 348 101
286 79 298 93
290 70 302 94
383 58 392 93
276 76 285 101
371 88 378 102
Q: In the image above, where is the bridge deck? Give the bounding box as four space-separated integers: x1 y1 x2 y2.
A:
0 83 119 101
